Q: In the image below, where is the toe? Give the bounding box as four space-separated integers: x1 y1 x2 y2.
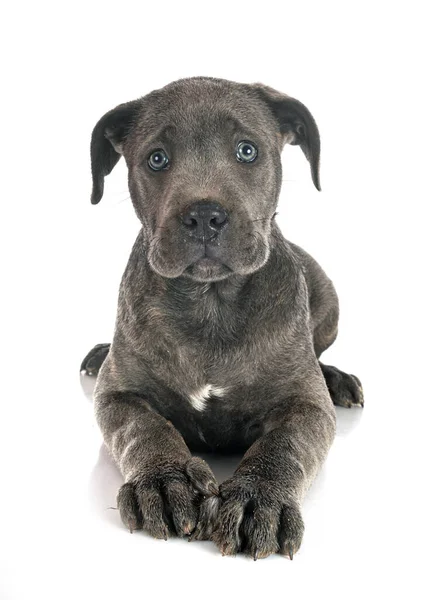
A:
190 495 221 541
349 374 364 406
212 500 245 555
278 502 304 559
136 485 169 540
117 482 142 533
185 456 219 497
241 505 280 559
163 481 198 536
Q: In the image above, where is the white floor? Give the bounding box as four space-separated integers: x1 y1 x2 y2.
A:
2 359 428 599
2 3 429 599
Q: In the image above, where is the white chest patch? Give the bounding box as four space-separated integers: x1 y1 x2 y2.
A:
188 384 226 411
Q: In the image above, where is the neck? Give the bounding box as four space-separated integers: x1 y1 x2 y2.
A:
166 272 250 302
163 272 251 343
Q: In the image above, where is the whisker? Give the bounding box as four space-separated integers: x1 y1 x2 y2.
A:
249 212 278 224
112 195 131 205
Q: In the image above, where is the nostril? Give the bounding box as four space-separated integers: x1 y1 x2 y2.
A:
182 215 198 228
210 214 227 229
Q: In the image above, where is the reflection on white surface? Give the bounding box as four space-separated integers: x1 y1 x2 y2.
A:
86 395 363 532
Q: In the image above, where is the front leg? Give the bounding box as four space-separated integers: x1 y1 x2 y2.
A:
213 381 336 559
94 380 219 538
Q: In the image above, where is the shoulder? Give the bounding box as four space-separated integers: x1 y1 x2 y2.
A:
246 226 309 320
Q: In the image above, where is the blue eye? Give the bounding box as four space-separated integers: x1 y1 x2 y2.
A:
236 141 258 163
148 149 169 171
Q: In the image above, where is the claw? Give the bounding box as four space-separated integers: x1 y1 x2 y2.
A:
128 519 137 533
288 545 294 560
182 522 193 536
253 550 258 561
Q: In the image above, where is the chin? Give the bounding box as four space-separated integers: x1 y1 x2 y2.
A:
184 258 233 282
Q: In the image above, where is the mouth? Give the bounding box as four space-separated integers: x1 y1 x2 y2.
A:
184 257 232 281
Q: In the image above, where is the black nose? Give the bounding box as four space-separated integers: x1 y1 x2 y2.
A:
180 202 228 240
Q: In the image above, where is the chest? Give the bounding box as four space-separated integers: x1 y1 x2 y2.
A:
140 306 305 412
125 269 310 414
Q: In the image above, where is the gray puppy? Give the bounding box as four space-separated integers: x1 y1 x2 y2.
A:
81 77 363 560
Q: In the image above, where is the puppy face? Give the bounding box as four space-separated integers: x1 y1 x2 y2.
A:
90 78 320 282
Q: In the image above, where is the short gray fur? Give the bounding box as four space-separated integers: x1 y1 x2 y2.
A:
81 77 363 559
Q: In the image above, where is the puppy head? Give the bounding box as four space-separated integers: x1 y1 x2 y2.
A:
90 77 320 282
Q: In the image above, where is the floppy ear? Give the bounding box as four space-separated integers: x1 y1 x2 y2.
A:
253 85 321 191
90 100 141 204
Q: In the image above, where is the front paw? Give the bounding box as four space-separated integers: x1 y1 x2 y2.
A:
212 476 304 560
117 456 218 539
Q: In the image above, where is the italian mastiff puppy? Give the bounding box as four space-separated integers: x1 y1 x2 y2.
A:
80 77 363 560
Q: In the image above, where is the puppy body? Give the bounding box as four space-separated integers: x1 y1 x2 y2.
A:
96 225 335 452
83 77 362 558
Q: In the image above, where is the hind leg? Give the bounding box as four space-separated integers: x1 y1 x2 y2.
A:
319 363 364 408
313 304 364 408
80 343 111 376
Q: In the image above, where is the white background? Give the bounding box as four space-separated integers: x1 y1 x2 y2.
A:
1 1 429 598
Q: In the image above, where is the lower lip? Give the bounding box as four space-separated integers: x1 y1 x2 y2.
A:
196 258 220 268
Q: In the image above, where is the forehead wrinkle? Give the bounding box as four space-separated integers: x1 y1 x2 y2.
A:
130 96 275 159
178 112 264 151
142 124 177 149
